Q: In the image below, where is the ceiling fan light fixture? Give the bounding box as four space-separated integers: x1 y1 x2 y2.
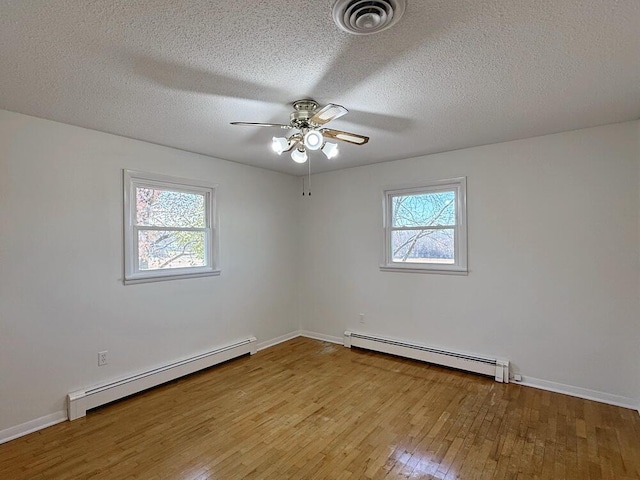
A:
322 142 339 159
304 130 324 151
272 136 289 155
291 147 308 164
231 99 369 165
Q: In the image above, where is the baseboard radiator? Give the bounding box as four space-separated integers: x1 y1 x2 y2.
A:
344 331 509 383
68 337 257 420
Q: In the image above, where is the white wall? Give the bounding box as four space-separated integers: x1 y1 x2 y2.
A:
300 121 640 403
2 111 638 436
0 110 299 432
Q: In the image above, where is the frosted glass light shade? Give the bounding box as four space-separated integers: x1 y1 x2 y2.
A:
303 130 323 151
322 142 339 159
272 137 289 155
291 148 308 163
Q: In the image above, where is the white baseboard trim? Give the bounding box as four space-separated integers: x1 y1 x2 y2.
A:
257 331 302 351
256 330 344 351
518 376 638 411
0 410 67 445
6 333 637 443
271 331 640 415
299 330 344 345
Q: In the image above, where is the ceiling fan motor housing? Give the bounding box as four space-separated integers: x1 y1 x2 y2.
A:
333 0 406 35
290 110 313 128
291 99 319 128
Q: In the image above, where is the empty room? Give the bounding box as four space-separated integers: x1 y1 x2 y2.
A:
1 1 639 479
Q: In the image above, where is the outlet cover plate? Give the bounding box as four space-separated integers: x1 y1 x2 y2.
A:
98 351 108 366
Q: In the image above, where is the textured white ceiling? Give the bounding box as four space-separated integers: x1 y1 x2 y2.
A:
1 1 639 175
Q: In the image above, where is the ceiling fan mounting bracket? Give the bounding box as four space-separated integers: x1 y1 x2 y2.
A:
292 99 319 112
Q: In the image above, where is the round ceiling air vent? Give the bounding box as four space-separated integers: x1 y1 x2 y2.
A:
332 0 406 35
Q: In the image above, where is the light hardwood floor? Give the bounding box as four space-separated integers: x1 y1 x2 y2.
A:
1 337 639 479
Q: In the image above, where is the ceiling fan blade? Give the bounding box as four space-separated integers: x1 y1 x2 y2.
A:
309 104 348 126
230 122 292 129
322 128 369 145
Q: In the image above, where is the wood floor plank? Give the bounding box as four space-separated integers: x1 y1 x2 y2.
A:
1 337 639 479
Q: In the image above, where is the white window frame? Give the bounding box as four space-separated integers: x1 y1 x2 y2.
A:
123 170 220 285
380 177 467 275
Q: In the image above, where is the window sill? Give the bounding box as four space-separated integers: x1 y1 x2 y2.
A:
124 269 221 285
379 265 468 275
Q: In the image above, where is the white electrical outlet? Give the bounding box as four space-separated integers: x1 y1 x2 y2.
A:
359 313 365 324
514 374 522 382
98 351 108 366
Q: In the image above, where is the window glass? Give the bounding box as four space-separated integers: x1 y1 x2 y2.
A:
391 228 455 264
136 187 206 228
392 191 455 227
138 230 207 270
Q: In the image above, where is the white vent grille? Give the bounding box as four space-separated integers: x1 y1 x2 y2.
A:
332 0 406 35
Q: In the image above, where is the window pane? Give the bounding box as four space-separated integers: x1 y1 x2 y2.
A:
392 191 455 227
391 229 454 264
138 230 206 270
136 187 205 228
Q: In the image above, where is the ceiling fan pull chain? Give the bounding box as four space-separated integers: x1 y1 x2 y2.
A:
308 155 312 196
302 176 306 196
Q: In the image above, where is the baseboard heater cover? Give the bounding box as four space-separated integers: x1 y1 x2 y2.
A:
344 331 509 383
68 337 257 421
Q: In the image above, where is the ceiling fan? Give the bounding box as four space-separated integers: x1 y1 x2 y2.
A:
231 99 369 164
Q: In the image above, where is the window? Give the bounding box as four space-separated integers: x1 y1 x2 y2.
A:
124 170 219 284
381 177 467 274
